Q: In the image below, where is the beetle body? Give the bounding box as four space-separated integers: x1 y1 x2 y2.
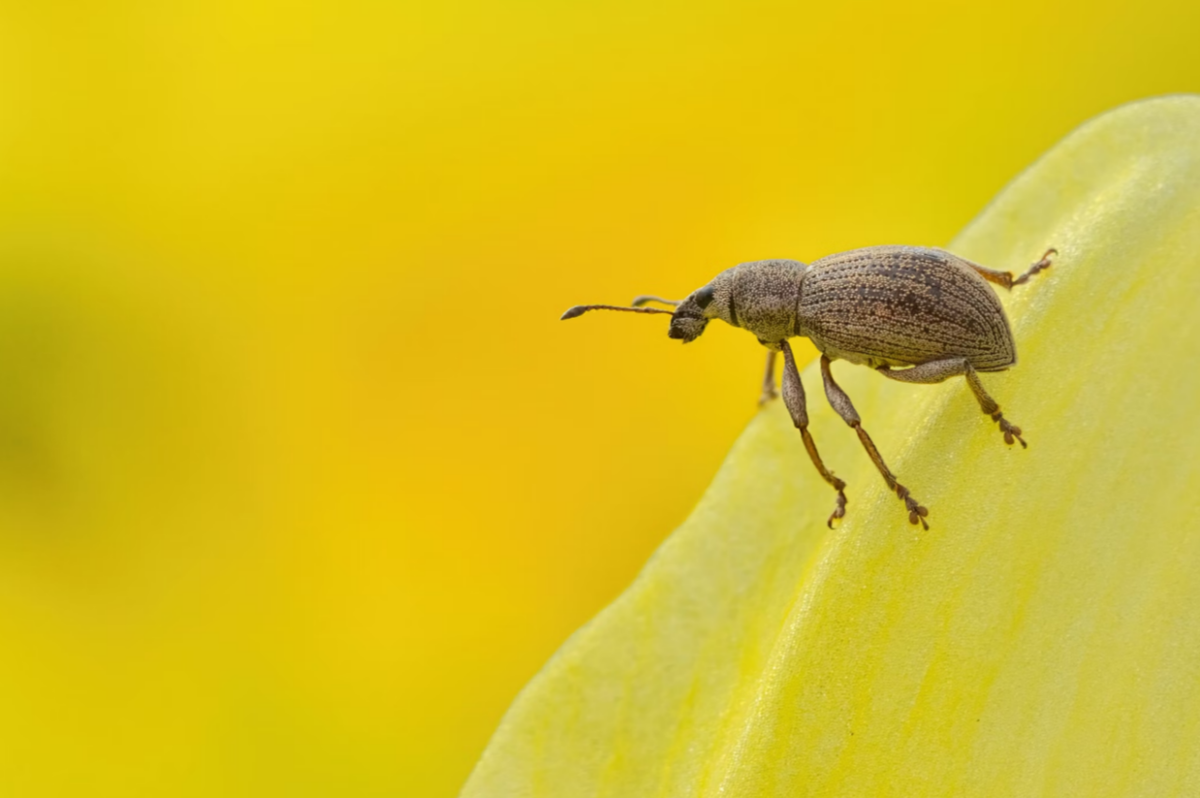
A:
679 246 1016 371
563 244 1054 528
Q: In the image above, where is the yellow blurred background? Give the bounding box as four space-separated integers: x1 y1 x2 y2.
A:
0 1 1197 795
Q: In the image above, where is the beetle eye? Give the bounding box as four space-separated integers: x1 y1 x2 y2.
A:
694 285 715 310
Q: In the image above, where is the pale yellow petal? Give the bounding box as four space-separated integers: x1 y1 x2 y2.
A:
463 95 1200 797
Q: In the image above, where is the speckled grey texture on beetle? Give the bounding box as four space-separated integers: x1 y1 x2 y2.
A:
562 245 1054 529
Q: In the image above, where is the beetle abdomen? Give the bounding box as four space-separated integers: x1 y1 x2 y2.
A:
797 246 1015 370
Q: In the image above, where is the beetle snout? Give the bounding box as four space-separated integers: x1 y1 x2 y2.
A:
668 313 708 342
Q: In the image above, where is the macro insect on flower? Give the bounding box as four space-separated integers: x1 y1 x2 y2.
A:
562 246 1054 529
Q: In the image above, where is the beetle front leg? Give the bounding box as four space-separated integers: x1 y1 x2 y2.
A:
821 356 928 529
877 358 1027 448
758 350 778 406
779 342 847 527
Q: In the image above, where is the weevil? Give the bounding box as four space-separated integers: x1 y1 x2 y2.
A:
561 245 1055 529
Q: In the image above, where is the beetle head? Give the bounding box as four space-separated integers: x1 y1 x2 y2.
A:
559 269 733 340
667 285 714 342
668 267 740 342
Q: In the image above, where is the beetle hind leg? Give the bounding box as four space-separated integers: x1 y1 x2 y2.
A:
953 247 1055 291
821 356 929 529
1012 248 1056 287
877 358 1027 448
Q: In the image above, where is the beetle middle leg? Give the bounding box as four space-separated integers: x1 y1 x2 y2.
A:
779 342 847 528
758 350 779 406
821 356 929 529
877 358 1027 448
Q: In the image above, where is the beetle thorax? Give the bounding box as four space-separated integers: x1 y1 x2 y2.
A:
708 260 806 344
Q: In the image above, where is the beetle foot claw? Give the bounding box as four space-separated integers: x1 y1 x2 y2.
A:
1003 427 1027 448
826 488 848 528
1012 248 1055 286
991 413 1027 448
895 484 930 530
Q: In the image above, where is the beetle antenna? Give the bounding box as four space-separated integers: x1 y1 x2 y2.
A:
561 304 675 320
630 295 681 308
